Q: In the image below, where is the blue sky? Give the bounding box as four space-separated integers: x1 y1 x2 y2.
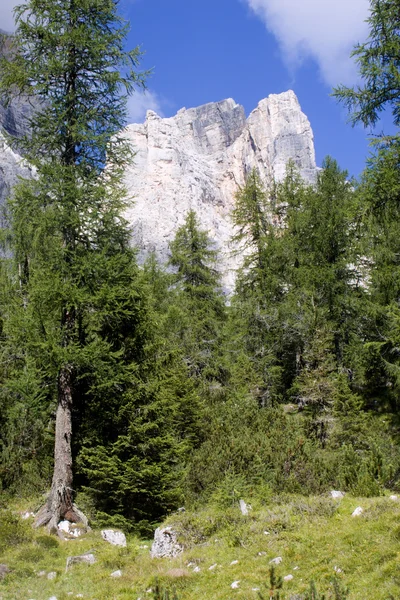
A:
1 0 381 178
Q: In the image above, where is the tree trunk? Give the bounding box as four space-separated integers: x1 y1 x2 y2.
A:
35 366 86 533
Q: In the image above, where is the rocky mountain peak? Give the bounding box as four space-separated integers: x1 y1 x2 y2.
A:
123 90 317 292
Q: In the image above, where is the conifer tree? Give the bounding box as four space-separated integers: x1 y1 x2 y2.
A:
0 0 145 531
168 210 226 381
333 0 400 132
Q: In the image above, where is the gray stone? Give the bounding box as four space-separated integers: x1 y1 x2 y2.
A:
110 569 122 578
150 526 183 558
101 529 127 547
0 564 10 579
66 552 96 571
331 490 344 500
284 574 294 581
239 499 249 516
269 556 283 565
123 91 317 294
351 506 363 517
330 490 345 499
47 571 57 580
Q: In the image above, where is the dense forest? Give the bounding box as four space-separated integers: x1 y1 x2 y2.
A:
0 0 400 539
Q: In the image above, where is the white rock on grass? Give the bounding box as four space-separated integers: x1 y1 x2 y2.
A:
208 564 217 571
231 581 240 589
283 574 293 581
351 507 363 517
58 521 84 539
151 527 183 558
269 557 282 565
66 553 96 571
21 511 35 520
390 495 398 501
101 529 127 547
334 566 343 573
47 572 57 580
239 499 249 516
230 560 239 565
193 566 201 573
110 570 122 578
330 491 345 499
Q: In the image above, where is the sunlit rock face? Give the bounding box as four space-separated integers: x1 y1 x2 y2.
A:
123 90 317 293
0 35 36 210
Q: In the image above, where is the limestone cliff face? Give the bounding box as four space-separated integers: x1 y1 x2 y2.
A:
0 36 36 208
0 131 33 212
0 88 317 291
123 90 317 292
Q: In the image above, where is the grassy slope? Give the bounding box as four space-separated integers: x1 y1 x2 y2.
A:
0 494 399 599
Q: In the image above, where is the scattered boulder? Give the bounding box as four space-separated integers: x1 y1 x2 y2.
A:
239 499 249 516
230 560 239 565
270 556 283 565
208 563 217 571
58 520 84 539
330 491 345 499
151 526 183 558
390 495 398 501
47 571 57 580
351 506 363 517
101 529 127 547
193 566 201 573
0 564 10 579
231 580 240 589
110 569 122 578
284 574 294 581
66 552 96 571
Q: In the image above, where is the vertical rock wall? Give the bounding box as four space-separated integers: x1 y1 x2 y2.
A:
123 90 317 292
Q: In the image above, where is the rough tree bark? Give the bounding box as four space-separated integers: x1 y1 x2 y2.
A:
35 366 87 533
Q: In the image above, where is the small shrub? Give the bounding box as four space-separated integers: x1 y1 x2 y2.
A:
152 579 180 600
0 510 33 553
17 546 45 563
36 534 60 550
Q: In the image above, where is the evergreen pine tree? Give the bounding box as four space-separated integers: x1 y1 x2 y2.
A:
168 210 226 381
0 0 146 530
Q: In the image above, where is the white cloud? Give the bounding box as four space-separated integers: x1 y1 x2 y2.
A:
0 0 19 32
127 89 163 123
245 0 370 86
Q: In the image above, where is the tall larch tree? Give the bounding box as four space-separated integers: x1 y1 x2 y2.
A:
0 0 146 531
